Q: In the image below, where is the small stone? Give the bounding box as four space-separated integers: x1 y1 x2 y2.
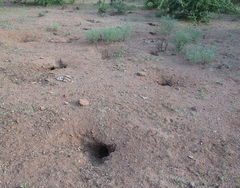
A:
188 155 194 159
213 130 216 133
175 87 180 90
40 57 44 59
191 107 197 111
40 106 45 111
61 118 66 121
189 182 195 187
137 72 146 76
64 102 69 105
79 99 89 106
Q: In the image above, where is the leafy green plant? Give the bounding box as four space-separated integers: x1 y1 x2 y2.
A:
186 44 202 64
102 26 121 42
120 23 132 40
157 0 237 22
84 24 132 43
186 44 217 64
144 0 160 9
111 1 136 14
52 22 59 31
98 0 110 13
20 183 30 188
171 30 191 52
201 45 217 63
161 15 176 35
38 12 46 17
187 28 205 42
83 28 101 43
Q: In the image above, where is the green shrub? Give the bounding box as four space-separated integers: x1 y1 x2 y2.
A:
52 22 60 31
83 28 101 43
157 0 237 22
84 24 132 43
144 0 160 9
102 26 121 42
161 16 176 35
33 0 66 6
201 45 217 63
187 28 205 42
186 44 217 64
111 2 136 14
120 24 132 40
38 12 46 17
186 44 202 63
171 30 191 52
98 0 110 13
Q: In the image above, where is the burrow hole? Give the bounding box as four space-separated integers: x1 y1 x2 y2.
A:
86 141 116 164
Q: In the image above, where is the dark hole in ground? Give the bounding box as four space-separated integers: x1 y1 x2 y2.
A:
98 145 109 159
50 67 55 70
85 140 116 165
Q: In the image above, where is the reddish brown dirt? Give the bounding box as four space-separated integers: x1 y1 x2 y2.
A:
0 1 240 188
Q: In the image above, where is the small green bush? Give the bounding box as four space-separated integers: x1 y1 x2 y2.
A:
186 44 202 63
111 2 136 14
38 12 46 17
102 26 121 42
98 0 110 13
187 28 205 42
120 24 132 40
144 0 160 9
84 24 132 43
201 45 217 63
186 44 217 64
161 16 176 35
52 22 60 31
83 28 101 43
155 0 237 22
171 30 191 52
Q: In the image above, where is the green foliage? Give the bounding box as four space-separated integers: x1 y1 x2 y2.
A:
83 24 132 43
52 22 59 31
38 12 46 17
161 16 176 35
120 23 132 40
0 0 2 5
186 44 202 63
20 183 30 188
144 0 160 9
187 28 205 42
111 1 136 14
171 30 191 52
156 0 237 22
102 26 121 42
98 0 110 13
201 45 217 63
33 0 66 6
83 28 101 43
186 44 217 64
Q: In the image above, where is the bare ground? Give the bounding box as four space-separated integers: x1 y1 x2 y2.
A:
0 1 240 188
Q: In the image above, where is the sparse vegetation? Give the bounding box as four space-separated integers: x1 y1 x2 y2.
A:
84 24 132 43
171 29 191 52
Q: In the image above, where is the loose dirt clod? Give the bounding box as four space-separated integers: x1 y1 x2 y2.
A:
79 99 89 106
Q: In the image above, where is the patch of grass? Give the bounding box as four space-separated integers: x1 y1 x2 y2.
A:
84 24 132 43
38 12 46 17
161 15 176 35
20 183 30 188
171 30 191 52
52 22 60 31
186 44 217 64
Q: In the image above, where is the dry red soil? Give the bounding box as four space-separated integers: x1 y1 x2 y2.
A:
0 1 239 187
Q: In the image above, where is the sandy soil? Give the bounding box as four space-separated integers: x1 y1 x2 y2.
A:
0 1 240 187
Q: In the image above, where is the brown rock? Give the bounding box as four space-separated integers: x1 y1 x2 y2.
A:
40 106 45 111
79 99 89 106
137 72 146 76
